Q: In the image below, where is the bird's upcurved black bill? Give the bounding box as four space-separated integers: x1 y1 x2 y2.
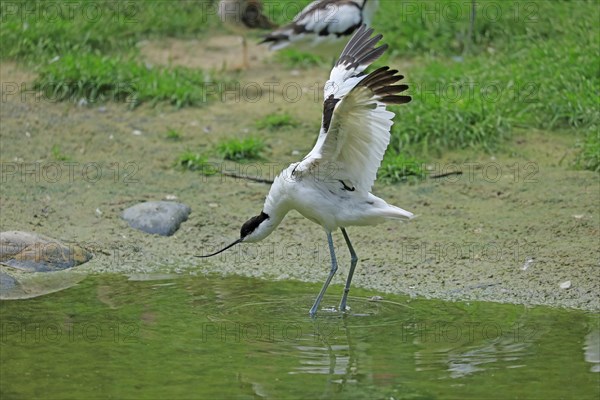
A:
196 238 242 258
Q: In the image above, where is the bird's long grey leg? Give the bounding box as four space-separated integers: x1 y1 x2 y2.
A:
339 228 358 312
309 231 338 317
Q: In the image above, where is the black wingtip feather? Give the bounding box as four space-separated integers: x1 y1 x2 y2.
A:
374 84 410 97
381 95 412 104
357 67 412 106
356 43 387 67
335 25 386 70
327 26 411 112
338 25 371 59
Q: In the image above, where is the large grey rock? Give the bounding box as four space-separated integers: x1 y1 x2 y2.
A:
0 231 91 299
0 231 93 272
122 201 191 236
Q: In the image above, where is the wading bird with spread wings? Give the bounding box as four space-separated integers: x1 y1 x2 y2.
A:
199 25 413 316
261 0 379 57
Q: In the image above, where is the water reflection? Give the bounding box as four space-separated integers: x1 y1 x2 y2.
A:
1 274 597 399
584 330 600 373
445 340 528 378
292 316 359 381
412 323 532 378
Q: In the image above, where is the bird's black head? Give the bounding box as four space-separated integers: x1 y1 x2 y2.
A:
240 211 270 241
196 211 271 258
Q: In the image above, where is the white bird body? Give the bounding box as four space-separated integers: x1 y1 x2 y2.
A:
251 162 412 239
261 0 379 56
200 26 413 316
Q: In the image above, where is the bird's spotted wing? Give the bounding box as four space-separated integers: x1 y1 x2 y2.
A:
298 25 411 192
261 0 365 50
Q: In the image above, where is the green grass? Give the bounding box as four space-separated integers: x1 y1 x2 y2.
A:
175 151 217 176
1 0 218 63
381 0 599 168
50 144 71 162
216 137 266 161
376 0 596 58
33 53 232 108
255 113 299 131
378 153 425 183
575 131 600 172
2 0 229 108
274 49 325 68
176 137 267 174
165 129 182 141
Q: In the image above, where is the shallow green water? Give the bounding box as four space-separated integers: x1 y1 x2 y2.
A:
1 274 598 399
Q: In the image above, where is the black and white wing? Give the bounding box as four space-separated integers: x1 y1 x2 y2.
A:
260 0 376 50
295 25 411 192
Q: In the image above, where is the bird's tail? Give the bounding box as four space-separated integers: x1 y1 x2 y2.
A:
259 31 290 50
383 205 414 220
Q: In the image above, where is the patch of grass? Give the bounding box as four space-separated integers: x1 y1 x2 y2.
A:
2 1 229 108
165 128 182 141
216 137 265 161
385 0 599 158
33 53 232 108
274 49 325 68
175 151 217 176
377 0 597 58
1 0 218 64
50 144 71 161
389 59 513 156
514 43 599 132
255 113 299 131
390 93 512 157
575 131 600 172
378 153 425 184
176 137 268 173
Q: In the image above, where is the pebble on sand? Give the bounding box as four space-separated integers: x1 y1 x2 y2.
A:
560 280 572 290
122 201 191 236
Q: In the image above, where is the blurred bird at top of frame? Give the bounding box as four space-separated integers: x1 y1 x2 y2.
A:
218 0 278 69
260 0 379 58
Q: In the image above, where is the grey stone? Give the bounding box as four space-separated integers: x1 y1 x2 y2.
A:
122 201 191 236
0 271 18 292
0 231 93 272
